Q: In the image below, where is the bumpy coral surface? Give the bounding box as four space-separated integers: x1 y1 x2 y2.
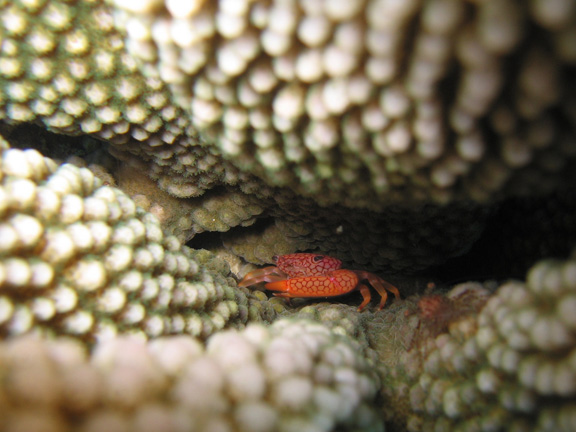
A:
372 257 576 432
1 0 575 274
111 162 266 243
3 247 576 431
0 318 383 432
0 139 276 344
1 0 575 209
111 0 576 207
0 0 186 142
0 1 575 430
0 0 258 200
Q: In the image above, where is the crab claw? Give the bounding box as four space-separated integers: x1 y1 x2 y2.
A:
238 266 287 288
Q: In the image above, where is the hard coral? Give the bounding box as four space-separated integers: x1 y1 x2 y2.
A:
1 131 576 431
0 2 575 428
0 137 276 344
0 0 254 200
112 163 266 243
371 257 576 431
2 0 574 209
0 0 186 143
0 318 383 432
1 0 575 275
222 218 313 266
111 0 576 208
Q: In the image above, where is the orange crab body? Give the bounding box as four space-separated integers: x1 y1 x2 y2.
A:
238 253 400 311
266 269 359 297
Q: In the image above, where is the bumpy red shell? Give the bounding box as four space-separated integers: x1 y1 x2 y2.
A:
274 253 342 278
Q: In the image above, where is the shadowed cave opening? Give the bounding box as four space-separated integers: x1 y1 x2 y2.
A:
187 188 576 306
426 187 576 285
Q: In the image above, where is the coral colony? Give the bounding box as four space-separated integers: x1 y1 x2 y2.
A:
0 1 575 431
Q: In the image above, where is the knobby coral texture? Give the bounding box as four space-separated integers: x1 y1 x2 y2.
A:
0 0 575 431
110 0 576 206
0 318 383 432
0 142 277 344
1 141 575 431
372 259 576 432
1 0 576 271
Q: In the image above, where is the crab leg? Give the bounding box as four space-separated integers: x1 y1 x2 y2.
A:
355 271 400 310
357 284 372 312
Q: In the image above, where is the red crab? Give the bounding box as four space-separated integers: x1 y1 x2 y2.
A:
238 253 400 311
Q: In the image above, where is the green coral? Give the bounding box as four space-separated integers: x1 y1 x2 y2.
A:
0 0 254 199
0 137 276 343
0 0 185 141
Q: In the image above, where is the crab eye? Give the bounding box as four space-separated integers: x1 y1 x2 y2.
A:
313 255 324 262
272 255 279 262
